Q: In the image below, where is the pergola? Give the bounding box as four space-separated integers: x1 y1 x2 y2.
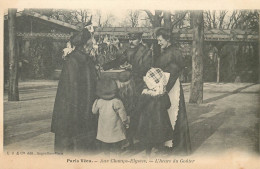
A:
4 11 80 80
94 27 259 83
94 27 258 42
4 11 79 40
4 11 259 82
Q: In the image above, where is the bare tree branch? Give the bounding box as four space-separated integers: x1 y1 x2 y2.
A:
171 12 187 29
144 10 163 27
102 13 115 27
227 11 236 29
206 11 212 29
218 10 228 29
144 10 154 24
212 10 217 28
128 10 140 27
232 11 242 29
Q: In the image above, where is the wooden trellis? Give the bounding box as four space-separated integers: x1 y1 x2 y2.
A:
94 27 258 42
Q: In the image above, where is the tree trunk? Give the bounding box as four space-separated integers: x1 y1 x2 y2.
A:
8 8 19 101
189 11 204 104
217 57 220 83
190 11 194 29
98 17 101 27
163 11 171 29
144 10 162 27
258 11 260 83
153 10 163 27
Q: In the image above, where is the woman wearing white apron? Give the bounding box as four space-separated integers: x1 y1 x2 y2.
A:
154 27 191 155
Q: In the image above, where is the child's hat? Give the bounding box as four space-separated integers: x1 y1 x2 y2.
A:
96 77 118 100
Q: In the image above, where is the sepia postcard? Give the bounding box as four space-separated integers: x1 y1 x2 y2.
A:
1 0 260 169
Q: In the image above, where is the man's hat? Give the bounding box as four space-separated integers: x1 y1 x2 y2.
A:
127 31 143 40
96 78 118 100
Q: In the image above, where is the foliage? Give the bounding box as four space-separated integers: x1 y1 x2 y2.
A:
28 37 56 79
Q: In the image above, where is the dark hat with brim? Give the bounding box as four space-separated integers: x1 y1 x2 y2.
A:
96 78 118 100
127 31 143 40
70 28 92 47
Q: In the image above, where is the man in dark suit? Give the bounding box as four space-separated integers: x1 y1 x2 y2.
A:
103 31 152 99
102 31 153 149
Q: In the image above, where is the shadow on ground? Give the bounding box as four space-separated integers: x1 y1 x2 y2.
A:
186 104 236 153
203 84 256 104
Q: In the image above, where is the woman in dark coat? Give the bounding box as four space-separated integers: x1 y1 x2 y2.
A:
51 28 98 153
154 27 191 155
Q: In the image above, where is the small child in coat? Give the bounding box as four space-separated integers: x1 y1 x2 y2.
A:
92 77 129 155
136 68 174 156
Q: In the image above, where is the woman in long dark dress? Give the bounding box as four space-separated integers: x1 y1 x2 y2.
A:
154 27 191 155
51 28 98 153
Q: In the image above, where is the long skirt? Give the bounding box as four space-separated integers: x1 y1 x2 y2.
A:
165 78 192 155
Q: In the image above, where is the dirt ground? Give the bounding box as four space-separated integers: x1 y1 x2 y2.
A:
3 80 260 157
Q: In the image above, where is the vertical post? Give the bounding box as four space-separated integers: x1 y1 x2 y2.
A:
24 40 30 79
8 8 19 101
17 37 21 81
258 11 260 83
189 10 204 104
217 56 220 83
257 11 260 154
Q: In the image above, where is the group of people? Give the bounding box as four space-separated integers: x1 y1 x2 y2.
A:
51 27 191 156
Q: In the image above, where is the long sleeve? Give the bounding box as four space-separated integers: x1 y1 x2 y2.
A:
165 62 182 92
140 48 153 75
164 49 184 92
102 51 127 70
154 46 184 92
113 99 128 124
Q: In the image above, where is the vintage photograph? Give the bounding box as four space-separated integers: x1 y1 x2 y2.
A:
3 7 260 161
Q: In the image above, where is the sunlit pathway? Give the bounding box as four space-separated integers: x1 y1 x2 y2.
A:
4 81 260 157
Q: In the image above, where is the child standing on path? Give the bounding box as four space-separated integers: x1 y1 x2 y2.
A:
136 68 174 156
92 78 129 155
